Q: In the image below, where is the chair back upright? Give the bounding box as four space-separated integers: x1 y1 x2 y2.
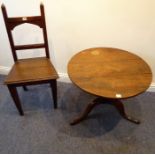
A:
1 3 50 62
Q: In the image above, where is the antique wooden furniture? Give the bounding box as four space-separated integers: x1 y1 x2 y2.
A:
1 3 59 115
68 47 152 125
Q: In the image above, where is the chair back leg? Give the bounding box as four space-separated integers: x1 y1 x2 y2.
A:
50 80 57 109
23 86 28 91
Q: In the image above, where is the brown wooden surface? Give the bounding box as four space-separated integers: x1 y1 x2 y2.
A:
5 57 58 85
68 47 152 99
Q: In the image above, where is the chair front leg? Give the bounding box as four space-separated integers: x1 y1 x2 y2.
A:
50 80 57 109
7 85 24 115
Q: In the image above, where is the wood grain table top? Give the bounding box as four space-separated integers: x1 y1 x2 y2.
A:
68 47 152 99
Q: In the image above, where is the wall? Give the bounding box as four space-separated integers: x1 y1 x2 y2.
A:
0 0 155 86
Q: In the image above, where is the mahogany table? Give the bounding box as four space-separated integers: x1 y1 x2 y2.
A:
68 47 152 125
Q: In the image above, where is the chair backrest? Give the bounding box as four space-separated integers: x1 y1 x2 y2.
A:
1 3 50 62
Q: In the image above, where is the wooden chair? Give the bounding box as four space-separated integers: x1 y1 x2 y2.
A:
1 3 59 115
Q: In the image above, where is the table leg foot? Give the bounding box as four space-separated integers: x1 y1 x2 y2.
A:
70 100 101 125
112 100 140 124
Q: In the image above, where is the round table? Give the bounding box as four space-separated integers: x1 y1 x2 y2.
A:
68 47 152 125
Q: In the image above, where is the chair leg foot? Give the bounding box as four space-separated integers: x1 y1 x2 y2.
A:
7 85 24 115
50 80 57 109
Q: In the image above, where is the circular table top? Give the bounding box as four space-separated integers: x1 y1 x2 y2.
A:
68 47 152 99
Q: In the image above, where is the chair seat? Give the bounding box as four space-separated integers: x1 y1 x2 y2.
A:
5 57 59 85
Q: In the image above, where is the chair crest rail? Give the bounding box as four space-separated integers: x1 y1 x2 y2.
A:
7 16 44 30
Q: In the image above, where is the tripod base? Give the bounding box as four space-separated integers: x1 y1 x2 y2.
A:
70 97 140 125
